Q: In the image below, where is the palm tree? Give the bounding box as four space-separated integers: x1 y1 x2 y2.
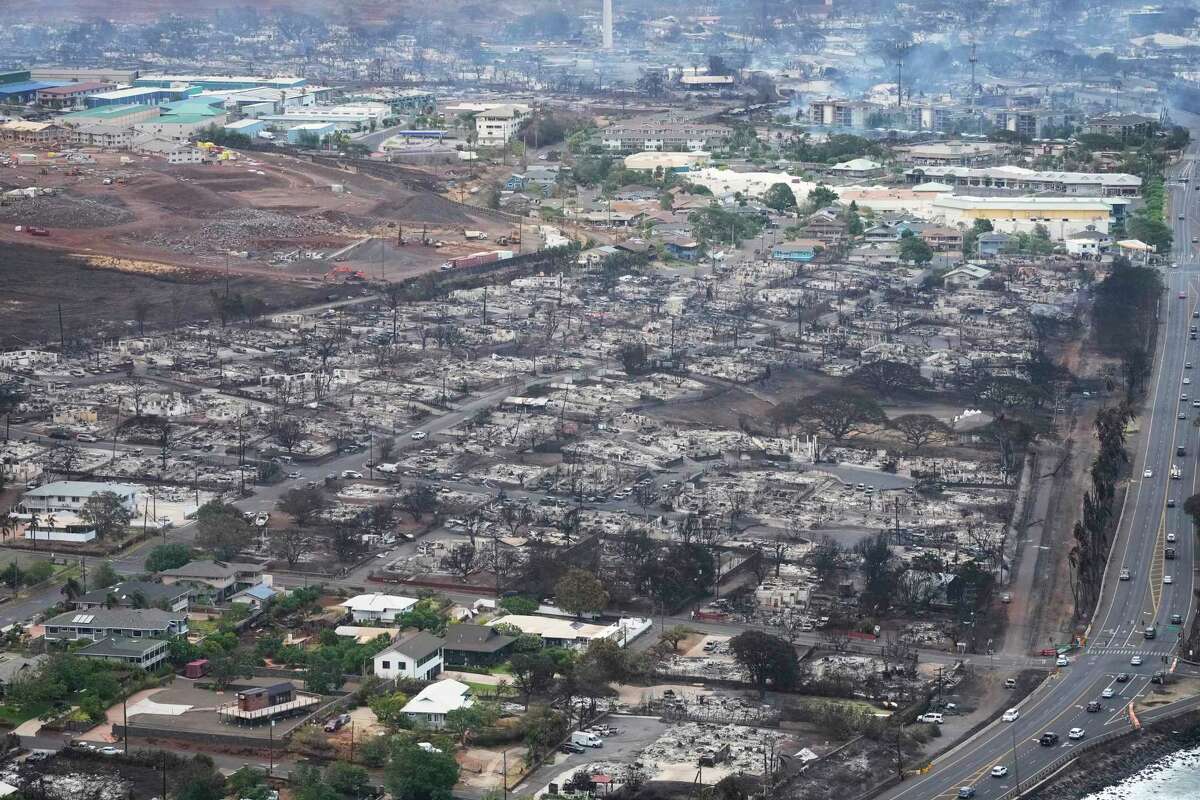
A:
0 511 14 542
61 577 82 604
26 510 39 551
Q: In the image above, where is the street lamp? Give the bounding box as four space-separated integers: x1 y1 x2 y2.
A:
1010 722 1021 789
268 718 276 776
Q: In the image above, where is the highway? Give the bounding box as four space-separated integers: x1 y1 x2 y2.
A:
878 148 1200 799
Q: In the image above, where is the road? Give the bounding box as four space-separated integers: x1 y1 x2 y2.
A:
878 147 1200 799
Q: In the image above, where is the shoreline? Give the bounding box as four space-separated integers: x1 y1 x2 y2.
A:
1027 710 1200 799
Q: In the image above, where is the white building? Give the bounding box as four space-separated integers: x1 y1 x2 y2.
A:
21 481 138 515
1064 229 1113 257
372 632 444 681
400 679 474 728
930 195 1114 239
485 614 651 650
340 593 418 622
0 349 59 368
473 104 529 146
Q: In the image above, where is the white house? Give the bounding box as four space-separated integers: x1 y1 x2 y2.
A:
1064 229 1112 257
400 679 474 728
341 593 418 623
372 632 444 681
473 105 529 146
21 481 138 515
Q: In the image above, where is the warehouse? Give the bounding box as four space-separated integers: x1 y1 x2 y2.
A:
224 118 266 137
36 81 114 109
286 122 338 144
85 86 189 108
134 74 307 91
0 80 66 104
931 195 1114 239
61 103 162 127
261 103 390 131
31 67 140 84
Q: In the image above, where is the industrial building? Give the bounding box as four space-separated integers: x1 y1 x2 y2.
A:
261 104 389 131
904 165 1142 197
134 74 307 91
224 118 266 137
62 103 162 127
0 69 65 104
35 81 115 109
31 67 139 84
930 195 1115 239
286 121 338 144
85 86 191 108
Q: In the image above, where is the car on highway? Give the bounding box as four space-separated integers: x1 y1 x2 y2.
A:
1165 575 1174 584
1116 672 1131 682
1120 568 1131 580
1069 728 1086 740
956 788 976 799
1039 732 1059 746
991 765 1009 778
1056 655 1070 667
1144 469 1154 478
1102 687 1115 698
1086 701 1103 713
1131 655 1144 666
1179 412 1187 420
1002 708 1020 722
1168 532 1177 542
1172 613 1184 624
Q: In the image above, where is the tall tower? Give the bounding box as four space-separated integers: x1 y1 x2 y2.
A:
602 0 614 50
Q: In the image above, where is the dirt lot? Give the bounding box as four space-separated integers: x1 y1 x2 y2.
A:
0 149 512 276
0 243 331 348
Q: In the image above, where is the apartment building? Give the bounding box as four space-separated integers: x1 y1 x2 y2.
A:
601 116 729 153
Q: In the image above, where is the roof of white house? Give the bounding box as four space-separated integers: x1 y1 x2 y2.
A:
341 593 418 614
24 481 137 499
486 614 616 641
832 158 883 171
401 679 474 716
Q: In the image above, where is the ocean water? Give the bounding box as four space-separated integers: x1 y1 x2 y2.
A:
1082 745 1200 799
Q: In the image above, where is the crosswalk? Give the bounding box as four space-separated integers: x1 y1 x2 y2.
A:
1083 646 1170 657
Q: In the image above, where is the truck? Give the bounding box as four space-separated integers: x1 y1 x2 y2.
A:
376 462 400 474
25 226 49 236
571 731 602 748
463 230 488 241
1171 465 1183 480
439 250 515 271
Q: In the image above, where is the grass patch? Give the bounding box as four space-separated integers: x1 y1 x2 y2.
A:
0 701 50 728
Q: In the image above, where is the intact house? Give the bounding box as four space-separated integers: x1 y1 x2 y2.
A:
1065 228 1113 258
976 231 1012 257
663 237 702 261
942 264 994 290
18 481 139 544
442 624 516 668
829 158 885 180
372 632 444 681
75 580 190 613
77 636 170 670
485 614 627 650
341 593 418 623
157 560 268 605
771 239 822 263
44 608 189 642
401 679 474 729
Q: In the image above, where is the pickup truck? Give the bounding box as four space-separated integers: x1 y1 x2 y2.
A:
25 226 49 236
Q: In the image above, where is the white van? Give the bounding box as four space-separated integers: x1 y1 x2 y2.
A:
571 731 603 748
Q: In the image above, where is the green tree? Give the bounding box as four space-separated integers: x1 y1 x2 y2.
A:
195 499 251 561
368 690 412 729
277 486 328 530
509 651 557 708
553 568 609 617
79 491 133 540
499 595 539 615
145 542 192 572
326 762 370 799
763 182 797 212
805 185 838 210
899 233 934 265
855 531 897 615
208 647 255 690
305 649 346 695
91 560 120 589
729 630 799 698
386 743 460 800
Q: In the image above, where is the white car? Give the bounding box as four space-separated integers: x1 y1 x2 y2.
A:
1056 655 1070 667
1131 655 1144 666
76 433 99 442
1168 532 1177 543
1144 469 1154 478
917 712 944 724
411 431 427 440
1186 378 1193 385
1102 687 1115 698
1068 727 1085 740
1119 568 1131 581
1165 575 1174 584
341 470 363 479
1002 708 1020 722
991 765 1009 778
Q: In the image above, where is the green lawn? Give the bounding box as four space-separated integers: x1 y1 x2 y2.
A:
0 701 50 728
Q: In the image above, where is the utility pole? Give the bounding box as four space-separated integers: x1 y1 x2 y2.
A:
57 304 66 355
896 58 903 108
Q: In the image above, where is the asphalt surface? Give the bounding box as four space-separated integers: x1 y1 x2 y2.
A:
878 147 1200 800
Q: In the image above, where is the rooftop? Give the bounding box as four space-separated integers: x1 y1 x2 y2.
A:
383 631 444 660
46 607 185 629
24 480 137 498
37 82 111 96
78 636 168 658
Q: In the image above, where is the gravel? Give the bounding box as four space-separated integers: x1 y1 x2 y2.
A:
0 193 135 228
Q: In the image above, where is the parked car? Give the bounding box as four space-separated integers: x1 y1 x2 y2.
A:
324 713 351 732
411 431 427 440
917 713 944 724
341 470 363 479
